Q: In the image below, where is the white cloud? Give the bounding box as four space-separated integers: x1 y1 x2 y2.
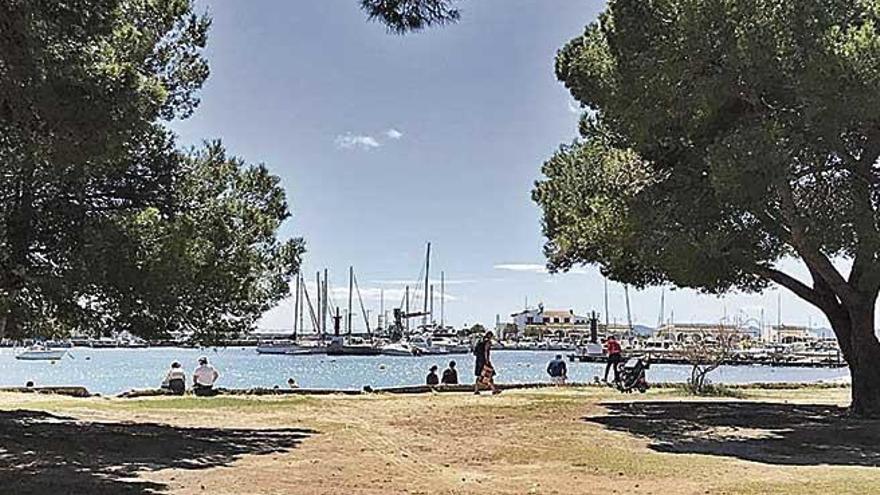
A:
335 133 381 150
494 263 548 274
567 100 581 114
494 263 590 275
385 128 403 140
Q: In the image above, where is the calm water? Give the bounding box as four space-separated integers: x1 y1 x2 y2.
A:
0 347 850 395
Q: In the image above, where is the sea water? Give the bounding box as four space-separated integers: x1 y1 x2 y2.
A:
0 347 850 395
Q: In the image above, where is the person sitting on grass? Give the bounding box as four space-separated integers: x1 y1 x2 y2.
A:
441 360 458 385
473 331 500 395
161 361 186 395
193 356 220 396
426 365 440 386
547 354 568 385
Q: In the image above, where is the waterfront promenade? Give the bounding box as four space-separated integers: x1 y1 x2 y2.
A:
0 385 876 494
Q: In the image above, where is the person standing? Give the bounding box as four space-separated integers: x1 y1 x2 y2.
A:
426 365 440 386
547 354 568 385
603 335 623 383
473 331 499 395
193 356 220 396
441 360 458 385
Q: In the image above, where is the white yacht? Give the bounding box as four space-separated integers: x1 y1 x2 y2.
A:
379 341 420 356
16 345 67 361
257 339 324 355
430 336 470 354
409 335 450 355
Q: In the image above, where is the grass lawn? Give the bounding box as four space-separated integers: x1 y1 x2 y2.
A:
0 386 876 494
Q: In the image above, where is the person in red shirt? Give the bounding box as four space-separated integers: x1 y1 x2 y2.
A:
603 335 623 383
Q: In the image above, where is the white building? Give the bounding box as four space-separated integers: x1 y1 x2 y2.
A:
509 305 591 338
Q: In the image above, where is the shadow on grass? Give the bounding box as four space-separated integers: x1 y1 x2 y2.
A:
586 401 880 467
0 409 315 494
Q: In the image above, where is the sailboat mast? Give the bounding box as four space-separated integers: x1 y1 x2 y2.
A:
301 278 320 333
293 273 300 340
405 285 410 334
348 266 353 336
323 268 328 336
658 289 665 329
603 277 610 331
380 289 385 333
423 242 431 329
430 284 434 325
298 274 304 337
777 291 781 327
316 271 322 337
624 284 633 333
440 271 445 329
352 270 371 338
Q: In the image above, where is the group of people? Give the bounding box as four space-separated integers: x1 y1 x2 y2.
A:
161 333 625 396
423 331 501 394
160 356 220 396
546 335 623 385
425 361 459 386
423 332 624 391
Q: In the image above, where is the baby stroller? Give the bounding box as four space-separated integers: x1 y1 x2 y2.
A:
615 356 650 393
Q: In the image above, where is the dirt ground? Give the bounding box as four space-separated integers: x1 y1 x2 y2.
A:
0 386 877 494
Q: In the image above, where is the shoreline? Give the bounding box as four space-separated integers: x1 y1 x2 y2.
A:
1 380 852 399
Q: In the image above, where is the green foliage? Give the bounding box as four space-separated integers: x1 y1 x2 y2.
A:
360 0 460 34
0 1 301 342
535 0 880 295
90 143 304 343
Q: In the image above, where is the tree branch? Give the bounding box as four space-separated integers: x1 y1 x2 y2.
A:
776 183 860 304
753 265 825 309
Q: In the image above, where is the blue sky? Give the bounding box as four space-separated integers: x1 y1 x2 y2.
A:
170 1 836 333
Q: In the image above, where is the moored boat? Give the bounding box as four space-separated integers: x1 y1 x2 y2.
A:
326 336 382 356
16 345 67 361
379 341 421 356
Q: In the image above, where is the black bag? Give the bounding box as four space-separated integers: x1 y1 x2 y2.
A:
473 340 485 357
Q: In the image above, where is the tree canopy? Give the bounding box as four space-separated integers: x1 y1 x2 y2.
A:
534 0 880 415
0 0 302 343
360 0 460 34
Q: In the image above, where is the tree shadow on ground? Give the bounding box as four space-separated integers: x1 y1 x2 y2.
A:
0 409 315 494
586 401 880 467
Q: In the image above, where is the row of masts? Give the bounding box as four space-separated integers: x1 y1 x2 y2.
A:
290 242 445 341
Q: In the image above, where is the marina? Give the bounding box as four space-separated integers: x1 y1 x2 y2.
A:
0 347 850 396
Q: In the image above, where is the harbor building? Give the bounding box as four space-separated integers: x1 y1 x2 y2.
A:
655 322 758 343
770 324 813 344
509 305 590 339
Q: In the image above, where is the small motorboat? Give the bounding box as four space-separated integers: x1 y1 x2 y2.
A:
16 345 68 361
379 341 421 356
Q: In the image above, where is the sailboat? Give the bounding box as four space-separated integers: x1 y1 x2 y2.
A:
257 272 325 355
326 267 383 356
380 242 451 355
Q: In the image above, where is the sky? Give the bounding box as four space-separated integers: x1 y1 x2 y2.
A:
169 0 839 333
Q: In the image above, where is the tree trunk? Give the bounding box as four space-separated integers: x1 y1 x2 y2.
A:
847 304 880 417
